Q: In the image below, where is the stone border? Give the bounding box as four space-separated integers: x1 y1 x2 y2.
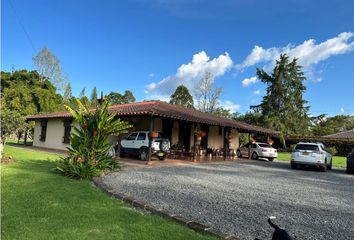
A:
92 177 240 240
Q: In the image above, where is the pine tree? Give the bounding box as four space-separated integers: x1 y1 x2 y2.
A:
90 87 97 107
64 83 72 100
256 54 309 146
170 85 194 109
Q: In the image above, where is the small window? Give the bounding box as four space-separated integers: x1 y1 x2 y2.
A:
40 120 48 142
137 132 146 140
63 119 72 144
126 133 138 141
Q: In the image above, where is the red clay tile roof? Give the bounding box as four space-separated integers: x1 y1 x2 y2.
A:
26 100 279 135
323 129 354 139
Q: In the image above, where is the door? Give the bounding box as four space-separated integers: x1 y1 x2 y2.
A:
136 132 148 148
178 122 191 152
121 132 138 153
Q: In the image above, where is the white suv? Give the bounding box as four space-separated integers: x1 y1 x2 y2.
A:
120 131 170 161
236 142 278 161
291 142 332 171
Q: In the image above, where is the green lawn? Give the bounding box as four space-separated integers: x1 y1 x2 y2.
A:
1 145 216 240
276 152 346 168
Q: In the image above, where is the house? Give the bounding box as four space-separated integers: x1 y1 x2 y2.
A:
323 129 354 139
26 100 278 159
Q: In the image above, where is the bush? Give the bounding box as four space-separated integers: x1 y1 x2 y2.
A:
55 99 131 179
327 146 337 156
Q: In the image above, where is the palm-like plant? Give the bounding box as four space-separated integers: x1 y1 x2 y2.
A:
56 99 131 179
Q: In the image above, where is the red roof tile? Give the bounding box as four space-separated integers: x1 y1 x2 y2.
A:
26 100 279 135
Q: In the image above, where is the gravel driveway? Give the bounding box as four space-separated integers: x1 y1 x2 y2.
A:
102 161 354 240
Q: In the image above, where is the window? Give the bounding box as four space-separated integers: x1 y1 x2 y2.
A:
63 119 72 144
126 133 138 141
295 144 319 151
137 132 146 140
40 120 48 142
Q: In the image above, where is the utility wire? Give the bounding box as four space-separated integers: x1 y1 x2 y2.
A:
7 0 37 54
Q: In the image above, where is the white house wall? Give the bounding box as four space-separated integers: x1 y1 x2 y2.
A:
33 119 71 151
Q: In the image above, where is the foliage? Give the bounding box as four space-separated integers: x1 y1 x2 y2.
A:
196 72 223 113
169 85 194 108
2 145 215 240
106 90 136 105
32 47 66 90
327 146 337 156
1 70 64 142
255 54 310 138
63 83 72 100
310 114 354 136
90 86 98 107
235 110 264 126
55 99 132 179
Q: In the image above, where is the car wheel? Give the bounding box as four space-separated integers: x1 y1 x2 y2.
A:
268 158 274 162
236 150 242 158
291 162 297 169
251 152 258 160
158 156 166 161
159 140 169 152
321 160 327 172
327 158 332 170
139 148 148 161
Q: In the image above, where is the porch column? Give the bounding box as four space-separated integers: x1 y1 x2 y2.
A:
248 132 251 160
116 136 121 159
223 127 229 160
146 115 154 165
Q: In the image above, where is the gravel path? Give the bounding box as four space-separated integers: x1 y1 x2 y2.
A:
102 161 354 240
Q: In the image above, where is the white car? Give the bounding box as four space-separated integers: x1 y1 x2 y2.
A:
120 131 170 161
236 142 278 161
291 142 332 172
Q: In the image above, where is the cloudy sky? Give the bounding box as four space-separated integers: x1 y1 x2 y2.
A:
3 0 354 116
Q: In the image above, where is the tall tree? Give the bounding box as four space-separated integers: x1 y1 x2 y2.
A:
196 72 222 113
32 47 66 90
79 87 89 106
170 85 194 108
123 90 135 103
90 87 98 107
64 83 72 100
256 54 309 146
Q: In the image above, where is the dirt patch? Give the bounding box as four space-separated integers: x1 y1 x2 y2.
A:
1 155 17 164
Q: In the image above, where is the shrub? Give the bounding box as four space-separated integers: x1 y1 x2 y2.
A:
327 146 337 156
55 99 131 179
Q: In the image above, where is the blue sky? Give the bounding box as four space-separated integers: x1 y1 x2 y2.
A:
2 0 354 116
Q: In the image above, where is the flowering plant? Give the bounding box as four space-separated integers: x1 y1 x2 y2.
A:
55 99 131 179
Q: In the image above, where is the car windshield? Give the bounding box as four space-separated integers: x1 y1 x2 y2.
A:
295 144 319 151
258 143 272 148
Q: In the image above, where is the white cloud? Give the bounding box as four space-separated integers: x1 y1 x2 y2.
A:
236 32 354 72
340 107 345 114
242 76 258 87
145 51 233 95
149 73 155 77
252 89 261 95
220 100 240 113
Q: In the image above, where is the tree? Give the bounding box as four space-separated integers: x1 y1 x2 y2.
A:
196 72 223 113
32 47 66 90
170 85 194 108
90 87 98 107
106 91 136 105
255 54 309 146
123 90 136 103
64 83 72 100
311 115 354 136
79 87 89 106
1 109 25 144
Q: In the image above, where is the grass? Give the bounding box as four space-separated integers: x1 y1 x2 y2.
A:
276 152 347 168
1 145 216 240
